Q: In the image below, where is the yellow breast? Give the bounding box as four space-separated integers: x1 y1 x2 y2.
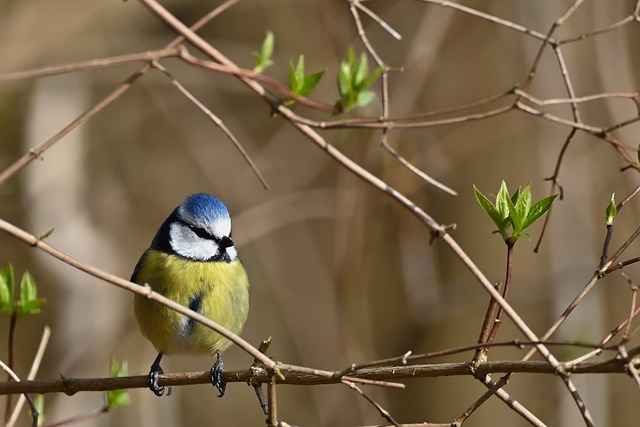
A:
133 249 249 355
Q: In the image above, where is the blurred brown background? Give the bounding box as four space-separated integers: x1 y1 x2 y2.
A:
1 0 640 426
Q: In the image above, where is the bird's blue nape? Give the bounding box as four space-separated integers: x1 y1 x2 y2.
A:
181 193 230 221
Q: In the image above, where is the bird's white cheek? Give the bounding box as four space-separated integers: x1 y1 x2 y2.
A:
226 246 238 260
169 223 218 260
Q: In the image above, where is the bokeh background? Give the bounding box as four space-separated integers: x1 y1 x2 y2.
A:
1 0 640 426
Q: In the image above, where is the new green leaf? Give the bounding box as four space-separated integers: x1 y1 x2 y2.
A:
0 264 14 315
473 185 502 228
288 55 324 101
514 184 531 223
495 181 510 221
522 194 557 229
605 193 616 225
17 271 46 316
106 359 131 410
253 31 274 73
35 394 45 426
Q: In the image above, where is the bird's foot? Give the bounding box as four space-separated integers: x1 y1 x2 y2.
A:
210 351 226 398
149 352 172 397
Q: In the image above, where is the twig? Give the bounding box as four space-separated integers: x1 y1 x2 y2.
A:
471 282 503 364
558 14 637 46
342 380 400 427
621 272 638 342
380 141 458 196
42 405 107 427
6 326 50 427
351 0 402 40
0 0 241 186
252 338 272 415
598 185 640 268
474 243 514 364
0 48 181 82
151 60 269 189
415 0 548 42
453 374 547 427
618 346 640 389
178 49 339 114
266 377 278 427
336 340 612 377
515 88 638 107
600 226 640 274
4 311 17 423
0 361 38 427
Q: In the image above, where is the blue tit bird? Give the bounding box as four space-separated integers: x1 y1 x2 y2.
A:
132 193 249 397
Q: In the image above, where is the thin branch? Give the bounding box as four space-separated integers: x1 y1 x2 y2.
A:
598 185 640 269
266 377 278 427
454 374 547 427
478 243 514 360
515 88 638 107
0 0 241 186
151 60 269 189
380 135 458 196
618 346 640 390
0 48 181 82
6 326 50 427
601 226 640 274
337 339 615 376
558 14 637 46
178 49 339 114
0 361 38 427
351 0 402 40
472 282 503 364
415 0 549 42
342 380 400 427
620 271 638 343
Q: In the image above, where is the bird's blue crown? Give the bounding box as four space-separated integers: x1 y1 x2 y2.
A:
181 193 230 222
148 193 233 258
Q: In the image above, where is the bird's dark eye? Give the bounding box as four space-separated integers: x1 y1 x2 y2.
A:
189 225 211 240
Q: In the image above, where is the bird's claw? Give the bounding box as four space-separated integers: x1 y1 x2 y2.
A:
211 352 226 397
149 354 172 397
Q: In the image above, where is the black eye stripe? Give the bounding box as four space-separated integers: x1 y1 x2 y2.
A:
181 222 213 240
194 227 213 240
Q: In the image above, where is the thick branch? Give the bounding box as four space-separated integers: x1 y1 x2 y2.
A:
0 357 635 396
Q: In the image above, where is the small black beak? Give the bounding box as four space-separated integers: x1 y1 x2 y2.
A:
219 236 234 249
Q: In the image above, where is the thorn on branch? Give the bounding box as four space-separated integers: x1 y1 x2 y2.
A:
32 227 55 247
28 149 43 161
430 223 456 244
142 283 153 299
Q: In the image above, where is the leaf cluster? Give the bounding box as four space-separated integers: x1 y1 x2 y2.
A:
0 264 46 316
252 32 381 112
335 48 383 112
473 181 557 245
